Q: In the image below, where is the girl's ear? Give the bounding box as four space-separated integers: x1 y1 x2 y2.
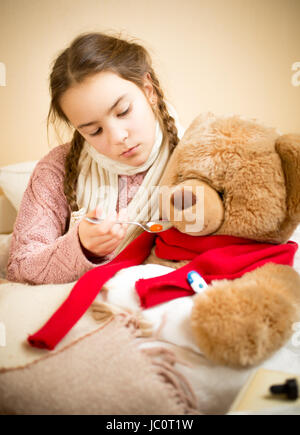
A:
143 72 157 105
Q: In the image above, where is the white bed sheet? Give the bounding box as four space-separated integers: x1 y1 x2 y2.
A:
95 259 300 414
1 226 300 414
96 226 300 414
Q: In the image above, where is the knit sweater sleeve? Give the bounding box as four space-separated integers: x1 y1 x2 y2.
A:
6 144 112 285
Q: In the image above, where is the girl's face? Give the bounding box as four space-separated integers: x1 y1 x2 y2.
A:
60 71 157 167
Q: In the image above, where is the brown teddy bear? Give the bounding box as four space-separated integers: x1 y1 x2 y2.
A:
28 112 300 370
144 112 300 367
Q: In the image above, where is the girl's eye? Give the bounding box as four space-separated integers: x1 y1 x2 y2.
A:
89 105 131 137
117 105 131 117
90 127 103 137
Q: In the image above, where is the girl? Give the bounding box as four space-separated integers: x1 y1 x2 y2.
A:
7 32 184 285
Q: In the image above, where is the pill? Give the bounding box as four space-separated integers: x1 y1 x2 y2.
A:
149 224 163 232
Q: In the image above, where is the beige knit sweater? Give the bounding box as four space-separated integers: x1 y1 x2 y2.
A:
7 143 147 285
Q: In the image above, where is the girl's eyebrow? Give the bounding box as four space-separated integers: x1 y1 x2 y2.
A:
77 94 127 129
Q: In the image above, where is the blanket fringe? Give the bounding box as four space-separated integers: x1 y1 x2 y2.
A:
141 346 200 414
91 301 153 337
91 303 200 414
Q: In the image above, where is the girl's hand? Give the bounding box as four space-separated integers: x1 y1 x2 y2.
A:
78 206 128 257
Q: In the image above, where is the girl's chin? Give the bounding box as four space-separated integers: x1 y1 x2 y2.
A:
124 157 147 167
121 149 150 167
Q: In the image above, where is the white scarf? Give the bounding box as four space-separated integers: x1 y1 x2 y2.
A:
70 107 184 257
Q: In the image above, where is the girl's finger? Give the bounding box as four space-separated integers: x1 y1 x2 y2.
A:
94 237 121 256
92 211 117 235
85 205 102 220
111 223 126 239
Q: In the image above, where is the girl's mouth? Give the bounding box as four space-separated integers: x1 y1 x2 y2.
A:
121 144 140 157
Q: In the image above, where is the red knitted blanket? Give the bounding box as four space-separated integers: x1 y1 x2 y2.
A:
28 228 297 350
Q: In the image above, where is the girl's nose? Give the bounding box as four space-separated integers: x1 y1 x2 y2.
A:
107 126 128 146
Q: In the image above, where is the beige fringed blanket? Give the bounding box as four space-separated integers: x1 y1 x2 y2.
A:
0 279 199 415
2 267 300 414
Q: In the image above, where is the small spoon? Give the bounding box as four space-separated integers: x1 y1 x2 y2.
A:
84 217 172 233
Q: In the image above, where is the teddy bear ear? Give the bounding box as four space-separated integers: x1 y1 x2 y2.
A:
275 134 300 239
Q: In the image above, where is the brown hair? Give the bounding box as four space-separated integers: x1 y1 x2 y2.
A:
47 32 179 211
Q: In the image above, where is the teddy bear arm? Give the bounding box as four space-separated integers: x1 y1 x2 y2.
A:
190 262 300 367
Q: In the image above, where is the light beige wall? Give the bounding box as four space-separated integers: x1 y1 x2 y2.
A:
0 0 299 166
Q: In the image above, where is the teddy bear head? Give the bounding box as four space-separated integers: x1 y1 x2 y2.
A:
159 113 300 244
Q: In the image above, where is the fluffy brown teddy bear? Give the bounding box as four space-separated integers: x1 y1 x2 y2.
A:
29 112 300 369
145 112 300 367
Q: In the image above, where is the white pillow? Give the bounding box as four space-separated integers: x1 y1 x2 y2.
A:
0 195 16 234
0 161 38 210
